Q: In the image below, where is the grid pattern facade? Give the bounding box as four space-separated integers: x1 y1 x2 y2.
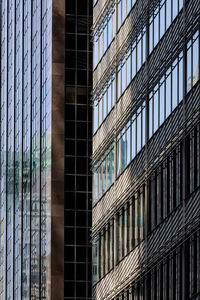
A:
64 1 93 299
0 0 52 299
92 0 200 299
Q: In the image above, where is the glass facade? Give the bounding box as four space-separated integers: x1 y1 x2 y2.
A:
0 0 51 299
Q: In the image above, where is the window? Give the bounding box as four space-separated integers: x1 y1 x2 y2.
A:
166 0 171 29
107 151 112 189
172 59 178 110
132 116 136 159
160 78 165 125
93 165 98 204
103 20 108 54
192 32 199 86
121 129 126 172
153 87 159 133
118 0 122 29
93 101 98 133
117 135 121 176
93 8 116 69
107 81 112 113
93 144 115 204
179 52 183 103
126 122 131 165
92 237 98 284
148 51 184 138
187 41 192 93
166 68 171 118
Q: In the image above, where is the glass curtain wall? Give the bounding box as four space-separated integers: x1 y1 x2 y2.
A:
0 0 52 299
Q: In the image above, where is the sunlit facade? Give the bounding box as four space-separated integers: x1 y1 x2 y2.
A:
92 0 200 299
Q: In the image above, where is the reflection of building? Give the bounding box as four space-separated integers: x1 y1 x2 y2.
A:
92 1 200 300
0 1 92 299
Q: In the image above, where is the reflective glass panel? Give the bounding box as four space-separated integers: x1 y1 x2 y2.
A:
172 63 178 110
193 36 199 86
154 88 159 133
187 44 192 92
166 70 171 118
127 122 131 165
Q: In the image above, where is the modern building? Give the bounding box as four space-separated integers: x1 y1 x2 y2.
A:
0 0 92 300
92 0 200 299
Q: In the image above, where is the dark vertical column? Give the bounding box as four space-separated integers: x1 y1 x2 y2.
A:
51 0 65 299
64 0 92 299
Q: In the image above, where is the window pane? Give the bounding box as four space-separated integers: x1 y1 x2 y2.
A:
154 13 159 47
121 131 126 171
111 145 115 183
160 4 165 38
179 0 183 10
107 151 111 188
142 31 146 64
94 34 98 68
103 91 107 120
132 46 136 78
127 0 131 14
187 44 192 93
173 0 178 20
103 22 108 53
179 54 183 103
137 36 142 70
99 163 102 198
160 80 165 124
154 88 159 133
132 117 136 159
166 0 171 29
108 83 111 113
122 0 126 23
112 78 115 107
99 97 102 125
117 68 121 99
127 123 131 165
112 10 116 39
132 0 136 7
117 136 121 176
92 237 98 284
149 18 153 54
149 96 153 138
166 70 171 118
137 108 142 153
127 52 131 85
118 0 122 29
142 105 146 147
122 62 126 93
172 63 178 110
108 17 112 46
99 32 103 59
193 37 199 86
102 157 106 194
93 101 98 133
93 165 98 204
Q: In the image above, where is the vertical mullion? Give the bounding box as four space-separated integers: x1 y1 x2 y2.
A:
29 0 32 297
39 0 43 297
21 0 24 297
5 1 9 297
13 0 16 298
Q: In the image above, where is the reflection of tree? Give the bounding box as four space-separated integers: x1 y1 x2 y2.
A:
188 61 199 90
193 61 199 85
